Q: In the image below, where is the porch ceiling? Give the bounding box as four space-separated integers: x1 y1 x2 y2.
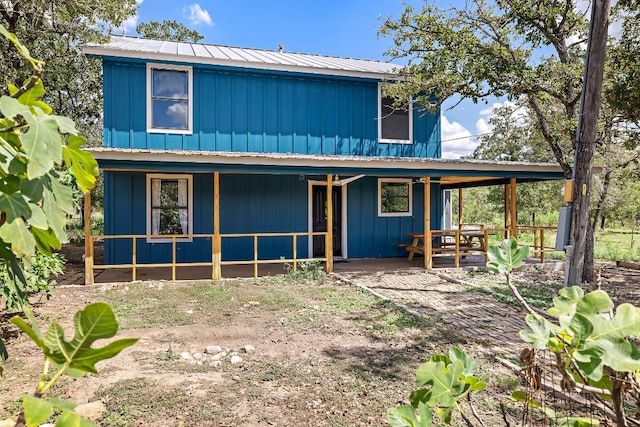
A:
89 147 566 182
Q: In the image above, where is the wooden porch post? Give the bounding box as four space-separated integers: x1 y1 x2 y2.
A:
503 184 509 239
510 178 517 238
325 174 333 273
424 177 432 269
457 187 463 230
212 172 222 280
84 191 94 285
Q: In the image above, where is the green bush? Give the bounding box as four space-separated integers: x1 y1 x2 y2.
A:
1 252 66 312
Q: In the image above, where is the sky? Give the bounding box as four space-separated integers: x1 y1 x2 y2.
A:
119 0 507 158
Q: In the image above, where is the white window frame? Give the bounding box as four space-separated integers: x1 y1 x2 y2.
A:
378 178 412 217
146 174 193 243
378 83 413 144
146 63 193 134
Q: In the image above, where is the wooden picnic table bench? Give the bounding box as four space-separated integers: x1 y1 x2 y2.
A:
401 229 489 268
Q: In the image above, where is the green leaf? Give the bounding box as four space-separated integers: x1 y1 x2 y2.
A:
0 217 36 257
0 192 31 223
17 78 45 107
568 313 594 348
31 227 62 255
590 303 640 341
23 395 53 427
414 359 466 407
48 397 76 411
43 303 137 374
55 409 97 427
25 204 48 230
387 403 432 427
51 115 79 135
519 314 553 349
22 115 63 179
62 136 98 193
0 95 31 119
548 286 584 317
486 237 529 274
576 290 613 315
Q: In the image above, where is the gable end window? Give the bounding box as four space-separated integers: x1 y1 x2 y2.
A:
146 174 193 242
147 64 193 134
378 83 413 144
378 178 412 217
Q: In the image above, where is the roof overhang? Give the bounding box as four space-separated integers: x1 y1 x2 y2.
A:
89 147 566 185
82 37 401 80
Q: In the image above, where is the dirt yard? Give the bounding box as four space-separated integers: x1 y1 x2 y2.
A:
1 253 639 426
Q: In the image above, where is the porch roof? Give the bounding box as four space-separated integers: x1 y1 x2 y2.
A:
89 147 566 186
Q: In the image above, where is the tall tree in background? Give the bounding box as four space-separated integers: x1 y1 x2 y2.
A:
0 0 137 144
379 0 635 283
136 20 204 42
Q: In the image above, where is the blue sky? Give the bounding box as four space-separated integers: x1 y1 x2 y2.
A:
119 0 502 158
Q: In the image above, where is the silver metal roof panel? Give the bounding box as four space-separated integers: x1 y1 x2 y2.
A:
83 36 401 79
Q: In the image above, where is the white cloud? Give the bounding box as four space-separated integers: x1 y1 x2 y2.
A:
119 0 144 34
186 3 213 26
167 103 188 128
440 114 478 159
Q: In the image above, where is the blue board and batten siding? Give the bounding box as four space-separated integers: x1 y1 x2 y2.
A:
102 59 441 157
103 172 441 264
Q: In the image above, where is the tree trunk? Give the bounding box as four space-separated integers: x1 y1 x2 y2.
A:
568 0 610 285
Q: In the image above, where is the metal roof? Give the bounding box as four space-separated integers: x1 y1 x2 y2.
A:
88 147 566 184
83 36 402 79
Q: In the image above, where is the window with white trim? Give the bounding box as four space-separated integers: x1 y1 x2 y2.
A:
146 174 193 242
147 64 193 133
378 83 413 144
378 178 412 217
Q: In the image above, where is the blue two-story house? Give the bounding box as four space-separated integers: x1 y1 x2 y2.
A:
82 36 564 282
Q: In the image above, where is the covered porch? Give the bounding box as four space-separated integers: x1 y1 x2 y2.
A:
83 148 566 284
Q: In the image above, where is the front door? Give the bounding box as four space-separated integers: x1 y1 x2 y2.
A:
312 185 342 257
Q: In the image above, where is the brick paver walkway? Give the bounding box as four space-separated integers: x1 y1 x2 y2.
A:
333 260 528 354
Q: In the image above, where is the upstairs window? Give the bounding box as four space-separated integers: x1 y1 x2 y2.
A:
147 64 192 133
378 178 412 217
146 174 193 242
378 83 413 144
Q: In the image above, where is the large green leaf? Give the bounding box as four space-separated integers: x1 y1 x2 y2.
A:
519 314 553 349
22 114 63 179
0 217 36 257
0 95 32 119
62 135 98 193
590 303 640 341
387 403 432 427
486 237 529 274
576 290 613 315
414 359 466 407
0 192 31 223
17 78 45 107
42 303 137 374
54 409 97 427
548 286 584 317
23 395 53 427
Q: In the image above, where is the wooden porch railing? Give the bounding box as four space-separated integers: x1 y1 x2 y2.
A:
85 231 328 284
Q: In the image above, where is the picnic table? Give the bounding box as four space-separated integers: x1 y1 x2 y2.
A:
400 229 489 267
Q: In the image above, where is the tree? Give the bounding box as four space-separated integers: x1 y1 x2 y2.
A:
379 0 629 283
0 0 137 142
136 20 204 42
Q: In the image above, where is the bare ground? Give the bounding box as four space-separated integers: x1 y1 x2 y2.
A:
1 250 639 426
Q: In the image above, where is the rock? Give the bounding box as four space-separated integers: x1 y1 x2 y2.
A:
180 352 193 360
75 401 107 420
243 345 255 353
185 309 194 315
192 352 204 360
0 420 17 427
230 355 243 364
211 360 222 367
205 345 222 354
211 352 225 361
248 301 260 306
